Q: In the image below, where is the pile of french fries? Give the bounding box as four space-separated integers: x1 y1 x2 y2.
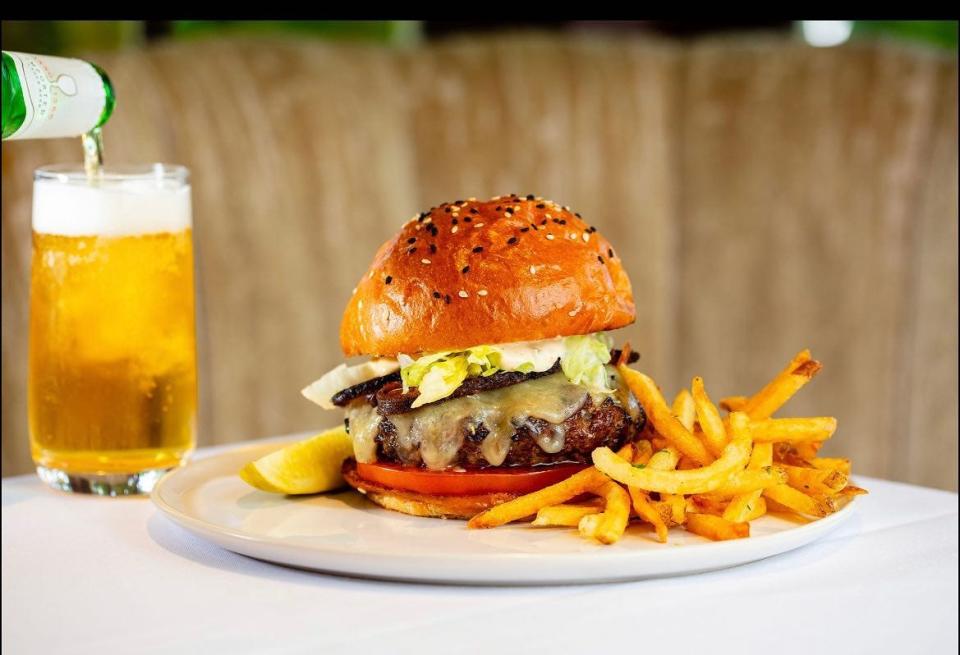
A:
467 349 867 544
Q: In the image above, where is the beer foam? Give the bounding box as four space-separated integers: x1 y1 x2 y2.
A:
33 177 191 237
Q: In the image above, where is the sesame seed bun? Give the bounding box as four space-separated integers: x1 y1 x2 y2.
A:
340 195 635 357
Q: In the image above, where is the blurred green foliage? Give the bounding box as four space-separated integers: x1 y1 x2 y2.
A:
854 21 957 49
2 20 956 56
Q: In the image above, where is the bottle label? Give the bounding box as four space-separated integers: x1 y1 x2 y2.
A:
5 51 106 140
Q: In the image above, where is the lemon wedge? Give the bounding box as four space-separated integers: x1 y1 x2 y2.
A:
239 426 353 495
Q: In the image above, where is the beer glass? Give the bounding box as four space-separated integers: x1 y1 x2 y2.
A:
29 164 196 495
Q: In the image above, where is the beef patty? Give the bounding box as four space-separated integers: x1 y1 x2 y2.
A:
372 396 640 469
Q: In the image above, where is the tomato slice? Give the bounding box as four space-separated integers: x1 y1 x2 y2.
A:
355 462 589 496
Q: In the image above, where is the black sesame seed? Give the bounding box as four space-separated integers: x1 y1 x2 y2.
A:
495 206 502 211
408 247 417 254
540 219 547 226
452 218 458 225
507 237 518 245
385 275 393 284
608 248 614 258
433 291 441 299
552 218 562 224
520 227 530 233
472 246 484 253
407 237 417 244
429 243 437 254
462 266 470 274
469 208 479 214
444 207 452 213
444 294 451 304
559 219 567 225
429 225 439 236
597 256 604 264
536 203 545 209
455 199 465 204
575 212 582 218
463 216 472 223
588 226 597 233
531 223 538 231
526 194 535 200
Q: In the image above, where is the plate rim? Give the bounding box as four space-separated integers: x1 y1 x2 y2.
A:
151 438 859 566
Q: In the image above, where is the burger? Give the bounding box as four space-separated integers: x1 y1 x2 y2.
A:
302 194 645 519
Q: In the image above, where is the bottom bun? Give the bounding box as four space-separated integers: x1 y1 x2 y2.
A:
342 458 520 520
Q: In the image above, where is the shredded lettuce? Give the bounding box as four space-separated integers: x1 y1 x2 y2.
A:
400 333 614 407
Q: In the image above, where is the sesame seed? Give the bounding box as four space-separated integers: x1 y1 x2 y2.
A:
474 223 485 228
526 194 535 200
608 248 614 258
495 206 502 211
351 287 357 295
385 275 393 284
529 265 537 274
452 218 459 225
468 197 477 202
513 205 520 211
598 255 605 264
568 310 578 317
588 226 597 233
444 207 452 213
358 300 364 310
407 237 417 244
421 258 431 265
536 203 545 209
368 271 374 279
507 237 518 245
458 290 469 298
444 294 452 304
520 227 530 233
575 212 582 218
472 246 484 253
424 217 433 224
540 219 547 225
451 226 459 234
464 216 472 222
568 233 577 240
462 266 470 274
415 225 422 231
455 199 465 205
469 208 479 214
433 291 441 299
582 233 590 242
545 214 552 220
546 234 555 240
478 289 488 296
429 243 437 254
408 247 417 254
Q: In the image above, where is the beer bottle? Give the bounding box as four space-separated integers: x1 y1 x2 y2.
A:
2 50 115 140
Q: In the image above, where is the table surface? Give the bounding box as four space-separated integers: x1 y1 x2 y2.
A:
3 439 957 655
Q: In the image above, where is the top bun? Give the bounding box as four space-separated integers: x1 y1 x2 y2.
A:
340 195 635 357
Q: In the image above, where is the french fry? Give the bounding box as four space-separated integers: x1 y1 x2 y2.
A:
672 389 697 432
783 464 848 495
692 376 727 457
632 440 654 466
707 465 787 496
724 442 773 522
468 467 607 529
719 395 749 412
618 366 714 466
743 496 767 521
648 446 680 470
628 487 668 543
688 495 728 516
744 356 822 420
592 413 751 495
532 504 601 528
685 513 749 541
830 484 868 510
809 457 852 475
742 350 810 414
578 480 631 544
764 483 837 518
751 417 837 443
793 441 823 460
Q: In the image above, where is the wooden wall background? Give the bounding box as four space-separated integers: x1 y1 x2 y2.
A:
2 36 956 489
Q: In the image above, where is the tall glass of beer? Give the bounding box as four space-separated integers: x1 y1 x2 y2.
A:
29 164 196 495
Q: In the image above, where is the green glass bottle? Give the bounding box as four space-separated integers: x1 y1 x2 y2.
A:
2 51 115 140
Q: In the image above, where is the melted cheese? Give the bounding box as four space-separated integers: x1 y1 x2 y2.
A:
346 373 622 469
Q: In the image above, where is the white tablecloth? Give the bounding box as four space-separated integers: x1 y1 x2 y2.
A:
3 440 957 655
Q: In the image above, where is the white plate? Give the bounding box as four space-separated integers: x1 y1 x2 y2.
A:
152 438 857 585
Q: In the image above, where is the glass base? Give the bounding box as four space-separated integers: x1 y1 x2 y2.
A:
35 465 171 496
